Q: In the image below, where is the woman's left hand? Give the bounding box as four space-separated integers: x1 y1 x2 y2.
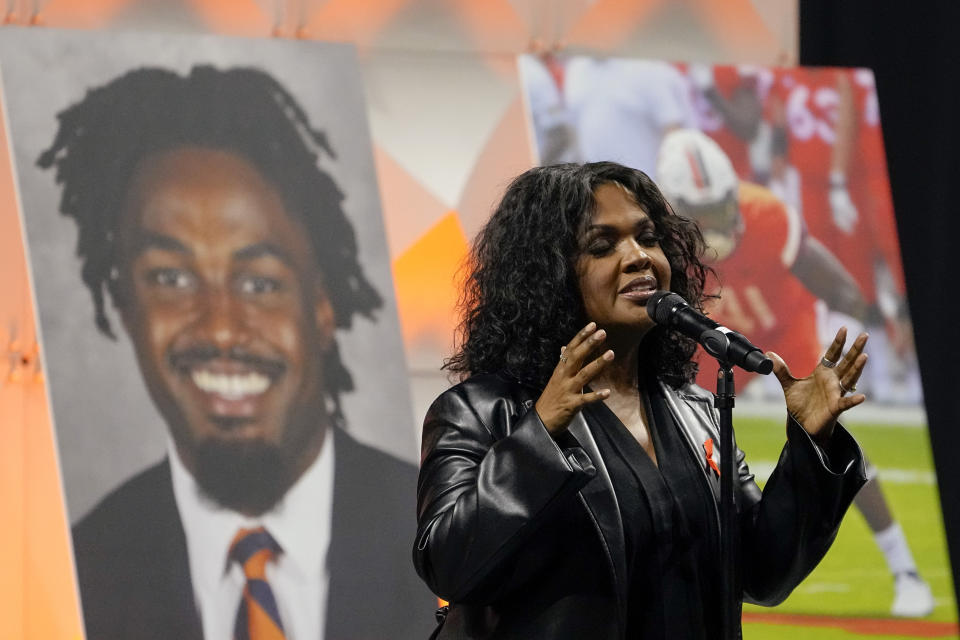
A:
767 327 869 443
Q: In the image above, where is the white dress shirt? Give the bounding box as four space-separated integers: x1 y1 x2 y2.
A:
169 436 335 640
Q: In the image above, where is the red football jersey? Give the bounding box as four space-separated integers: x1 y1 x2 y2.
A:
768 67 841 214
768 67 905 302
694 182 821 388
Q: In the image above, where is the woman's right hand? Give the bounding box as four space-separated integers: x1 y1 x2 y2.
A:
535 322 614 435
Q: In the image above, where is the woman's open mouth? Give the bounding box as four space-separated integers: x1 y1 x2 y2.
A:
618 275 658 301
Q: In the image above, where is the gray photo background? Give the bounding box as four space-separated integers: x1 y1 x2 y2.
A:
0 27 417 523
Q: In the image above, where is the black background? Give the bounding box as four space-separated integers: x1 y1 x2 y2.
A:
801 0 960 609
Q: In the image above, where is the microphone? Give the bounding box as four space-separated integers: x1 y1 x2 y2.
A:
646 291 773 375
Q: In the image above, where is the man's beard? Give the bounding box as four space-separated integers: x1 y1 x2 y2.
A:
192 439 299 516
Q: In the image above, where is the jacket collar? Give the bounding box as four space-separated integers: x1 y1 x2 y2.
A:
658 381 723 505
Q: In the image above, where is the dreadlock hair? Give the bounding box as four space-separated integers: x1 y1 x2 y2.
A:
36 65 381 419
445 161 712 389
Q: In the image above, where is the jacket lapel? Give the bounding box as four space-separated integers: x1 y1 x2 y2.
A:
325 430 374 639
127 461 204 640
152 489 205 640
659 382 722 505
324 429 433 640
566 413 629 626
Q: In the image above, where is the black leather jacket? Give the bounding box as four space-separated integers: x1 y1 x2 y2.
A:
414 372 867 639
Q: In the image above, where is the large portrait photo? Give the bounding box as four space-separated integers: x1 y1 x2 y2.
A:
0 27 433 640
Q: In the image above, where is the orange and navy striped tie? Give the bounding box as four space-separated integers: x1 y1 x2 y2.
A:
230 527 286 640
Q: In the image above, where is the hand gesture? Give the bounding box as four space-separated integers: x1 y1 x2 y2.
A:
768 327 868 442
535 322 614 435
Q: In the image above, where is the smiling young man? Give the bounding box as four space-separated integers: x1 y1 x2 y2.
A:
38 66 432 640
116 147 335 519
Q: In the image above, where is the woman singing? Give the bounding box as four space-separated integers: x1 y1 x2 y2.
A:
413 162 868 639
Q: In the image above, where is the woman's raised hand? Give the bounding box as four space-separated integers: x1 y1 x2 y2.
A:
535 322 614 435
768 327 869 443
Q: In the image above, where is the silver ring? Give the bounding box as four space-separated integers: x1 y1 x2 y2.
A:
840 383 857 395
820 356 837 369
559 353 568 363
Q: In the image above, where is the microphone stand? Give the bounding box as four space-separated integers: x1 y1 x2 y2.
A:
715 361 739 640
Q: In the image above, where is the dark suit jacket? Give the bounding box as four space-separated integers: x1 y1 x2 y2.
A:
73 428 435 640
414 373 867 639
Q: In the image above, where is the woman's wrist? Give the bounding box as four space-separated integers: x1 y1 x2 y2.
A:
790 412 836 446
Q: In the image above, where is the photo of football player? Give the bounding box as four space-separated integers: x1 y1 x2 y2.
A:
657 128 934 618
764 68 919 406
685 64 919 406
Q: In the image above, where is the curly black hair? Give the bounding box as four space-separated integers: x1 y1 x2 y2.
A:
36 65 381 416
445 161 711 389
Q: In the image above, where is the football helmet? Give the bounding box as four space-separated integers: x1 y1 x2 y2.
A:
656 128 742 260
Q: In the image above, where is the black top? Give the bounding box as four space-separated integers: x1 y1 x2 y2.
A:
584 381 722 639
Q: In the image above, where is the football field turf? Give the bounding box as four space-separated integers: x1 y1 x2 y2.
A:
732 413 958 638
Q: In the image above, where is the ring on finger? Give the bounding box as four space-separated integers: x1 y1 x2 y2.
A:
839 382 857 395
559 353 568 363
820 356 838 368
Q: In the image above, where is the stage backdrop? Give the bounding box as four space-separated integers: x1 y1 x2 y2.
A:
0 26 432 640
519 53 956 628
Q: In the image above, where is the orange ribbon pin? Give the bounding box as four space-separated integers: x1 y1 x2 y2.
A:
703 438 720 477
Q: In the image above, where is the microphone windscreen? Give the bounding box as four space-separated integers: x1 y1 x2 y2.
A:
646 290 686 325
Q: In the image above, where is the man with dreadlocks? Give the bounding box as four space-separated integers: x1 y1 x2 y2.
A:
38 65 432 640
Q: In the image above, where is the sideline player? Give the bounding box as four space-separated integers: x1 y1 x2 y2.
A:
657 129 934 618
563 57 695 175
518 52 580 165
